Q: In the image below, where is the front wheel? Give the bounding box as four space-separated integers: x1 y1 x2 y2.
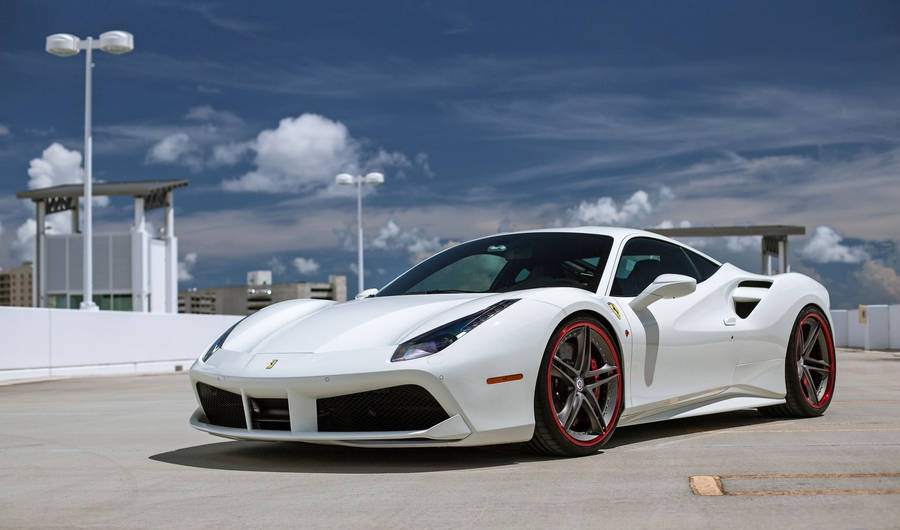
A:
760 306 836 417
528 317 624 456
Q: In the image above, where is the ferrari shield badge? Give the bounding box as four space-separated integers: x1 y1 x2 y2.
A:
265 359 278 369
607 302 622 320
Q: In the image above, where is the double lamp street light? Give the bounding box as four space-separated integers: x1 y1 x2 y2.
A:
335 172 384 296
45 30 134 310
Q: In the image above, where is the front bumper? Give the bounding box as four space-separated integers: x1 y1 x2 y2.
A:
189 343 540 447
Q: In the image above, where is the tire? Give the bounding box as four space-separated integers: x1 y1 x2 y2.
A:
759 306 837 418
528 316 624 456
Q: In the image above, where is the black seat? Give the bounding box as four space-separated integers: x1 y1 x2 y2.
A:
622 259 663 297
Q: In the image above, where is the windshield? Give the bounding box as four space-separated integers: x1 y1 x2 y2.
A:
377 232 614 296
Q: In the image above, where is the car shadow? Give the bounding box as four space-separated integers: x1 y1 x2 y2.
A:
149 441 552 473
149 410 790 473
607 409 788 448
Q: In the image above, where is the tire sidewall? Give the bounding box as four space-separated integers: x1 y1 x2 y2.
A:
534 316 624 456
785 306 836 415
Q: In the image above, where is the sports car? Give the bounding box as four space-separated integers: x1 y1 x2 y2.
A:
189 227 836 456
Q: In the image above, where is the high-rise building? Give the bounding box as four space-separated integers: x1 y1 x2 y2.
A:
0 262 34 307
179 274 347 315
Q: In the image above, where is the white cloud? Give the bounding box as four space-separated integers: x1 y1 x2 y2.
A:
27 143 84 190
210 141 252 166
724 235 761 252
292 257 320 275
415 152 435 177
563 190 653 226
221 113 423 193
223 114 360 193
371 218 443 263
146 133 203 171
185 105 243 126
367 149 410 172
800 226 869 264
855 261 900 303
178 252 199 281
0 123 9 136
653 219 691 229
267 256 287 276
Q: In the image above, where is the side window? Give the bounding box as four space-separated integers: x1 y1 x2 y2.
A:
685 249 721 282
610 238 699 297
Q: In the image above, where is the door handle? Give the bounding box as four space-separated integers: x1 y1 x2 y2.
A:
723 317 736 326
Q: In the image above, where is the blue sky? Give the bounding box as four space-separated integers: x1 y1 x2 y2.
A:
1 1 899 307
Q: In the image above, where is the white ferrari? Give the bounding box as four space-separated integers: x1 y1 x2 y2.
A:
189 227 836 456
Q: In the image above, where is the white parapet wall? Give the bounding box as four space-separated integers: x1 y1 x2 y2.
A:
831 305 900 351
0 307 242 383
830 310 848 348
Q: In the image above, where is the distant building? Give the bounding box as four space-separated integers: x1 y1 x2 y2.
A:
246 270 272 286
0 262 34 307
179 273 347 315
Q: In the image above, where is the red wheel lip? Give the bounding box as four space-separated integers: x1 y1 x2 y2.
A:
796 312 836 409
546 321 623 447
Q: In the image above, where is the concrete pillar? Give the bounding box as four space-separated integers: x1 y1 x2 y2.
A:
761 237 768 275
71 202 80 233
164 191 177 314
777 237 787 274
133 197 145 230
130 197 149 312
35 201 46 308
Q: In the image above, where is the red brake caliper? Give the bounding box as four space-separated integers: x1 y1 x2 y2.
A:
590 357 601 400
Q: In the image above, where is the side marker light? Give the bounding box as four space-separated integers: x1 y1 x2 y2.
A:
486 373 524 384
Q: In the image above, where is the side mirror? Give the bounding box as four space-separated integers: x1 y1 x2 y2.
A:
355 288 379 300
629 274 696 312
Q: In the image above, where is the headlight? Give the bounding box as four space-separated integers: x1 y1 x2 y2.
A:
391 299 519 362
201 318 244 363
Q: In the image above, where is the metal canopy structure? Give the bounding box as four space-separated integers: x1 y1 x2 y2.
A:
646 225 806 275
16 179 188 212
16 179 188 311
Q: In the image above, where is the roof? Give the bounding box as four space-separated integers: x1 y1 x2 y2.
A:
16 179 188 201
16 179 188 213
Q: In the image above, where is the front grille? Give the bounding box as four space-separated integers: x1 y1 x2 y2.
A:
249 397 291 431
317 385 449 432
197 382 246 429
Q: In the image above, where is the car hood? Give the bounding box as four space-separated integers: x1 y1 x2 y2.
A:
231 293 501 354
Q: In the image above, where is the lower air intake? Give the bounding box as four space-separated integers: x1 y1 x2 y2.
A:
249 398 291 431
317 385 449 432
197 382 246 429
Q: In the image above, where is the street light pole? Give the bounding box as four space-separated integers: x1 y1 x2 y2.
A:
82 37 95 310
45 31 134 310
336 172 385 295
356 175 364 293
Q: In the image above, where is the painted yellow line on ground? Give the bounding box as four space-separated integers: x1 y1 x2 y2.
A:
713 427 900 434
720 473 900 479
689 475 724 496
727 489 900 496
690 473 900 496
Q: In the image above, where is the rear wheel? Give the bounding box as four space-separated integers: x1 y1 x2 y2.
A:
760 306 836 417
528 317 624 456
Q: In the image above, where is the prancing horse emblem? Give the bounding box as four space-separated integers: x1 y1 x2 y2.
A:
608 302 622 320
265 359 278 369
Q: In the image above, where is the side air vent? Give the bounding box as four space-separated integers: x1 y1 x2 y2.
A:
738 280 772 289
735 301 759 319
